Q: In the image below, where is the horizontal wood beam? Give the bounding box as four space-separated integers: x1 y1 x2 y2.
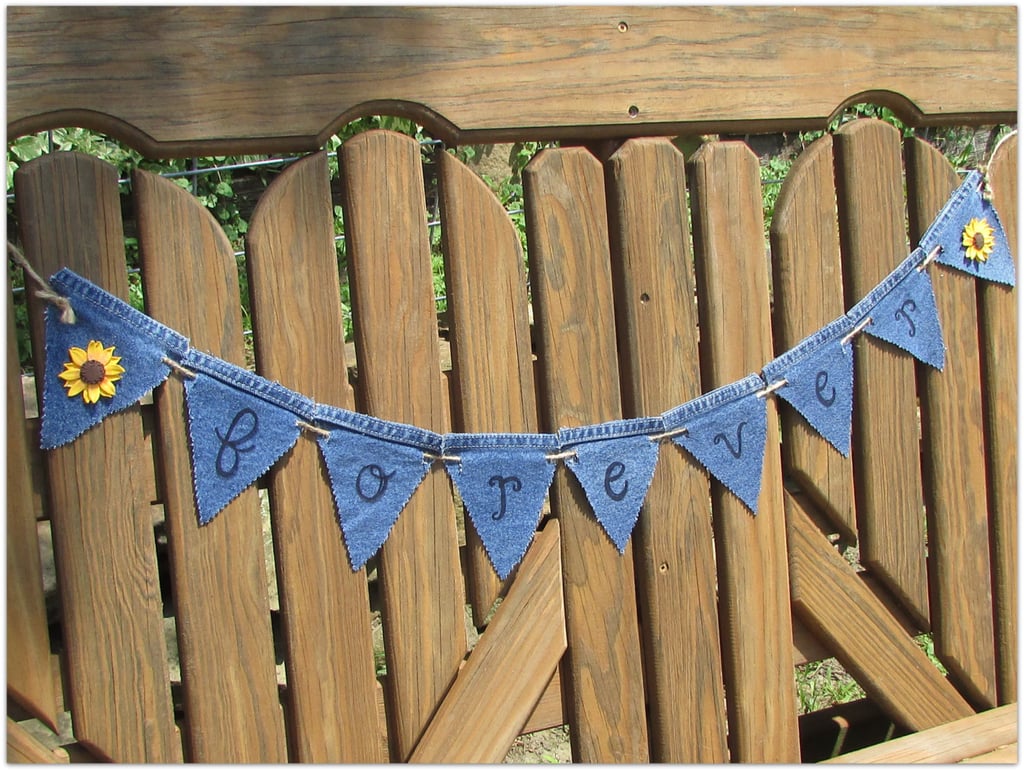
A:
8 7 1016 156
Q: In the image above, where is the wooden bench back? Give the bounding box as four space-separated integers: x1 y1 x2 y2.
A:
7 6 1017 764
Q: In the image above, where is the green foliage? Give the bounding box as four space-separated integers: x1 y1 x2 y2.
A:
795 657 866 714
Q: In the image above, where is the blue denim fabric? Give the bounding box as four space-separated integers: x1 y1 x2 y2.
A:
847 249 945 370
558 417 665 552
662 374 768 513
762 316 856 456
41 269 189 449
441 433 560 579
918 169 1015 287
314 404 442 570
182 349 314 524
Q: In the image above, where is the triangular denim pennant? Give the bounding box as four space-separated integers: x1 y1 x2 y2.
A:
442 433 559 579
558 417 663 552
315 405 441 571
182 350 313 525
848 250 945 370
762 317 856 456
918 169 1015 287
40 268 189 449
663 375 768 513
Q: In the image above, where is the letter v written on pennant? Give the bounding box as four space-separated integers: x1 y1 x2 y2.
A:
558 417 664 552
314 404 442 571
40 268 189 449
761 316 856 457
848 249 945 370
181 350 314 525
662 375 768 513
441 433 559 580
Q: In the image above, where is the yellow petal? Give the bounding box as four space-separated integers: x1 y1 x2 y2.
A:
98 380 117 398
86 340 106 360
58 366 82 381
96 345 116 365
84 384 101 404
65 379 86 397
105 361 126 378
69 346 88 366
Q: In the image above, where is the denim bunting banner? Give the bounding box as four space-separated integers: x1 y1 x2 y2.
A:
182 350 314 525
847 250 945 370
441 433 559 579
315 405 442 571
663 375 768 513
918 169 1015 287
41 268 189 449
559 417 664 552
762 317 856 456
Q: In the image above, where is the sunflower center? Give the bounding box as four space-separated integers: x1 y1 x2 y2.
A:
79 359 107 385
972 231 988 251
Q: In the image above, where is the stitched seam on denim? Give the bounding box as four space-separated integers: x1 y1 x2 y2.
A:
559 416 666 446
315 403 443 452
846 249 926 322
184 349 316 418
443 433 560 452
919 170 980 249
52 269 189 354
663 374 764 426
762 316 854 380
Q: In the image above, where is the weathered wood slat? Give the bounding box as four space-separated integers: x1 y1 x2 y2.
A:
245 153 384 762
769 134 857 541
134 169 287 762
6 718 70 764
685 140 800 762
14 153 181 763
339 130 466 761
438 150 538 624
824 703 1016 764
786 490 974 731
6 294 59 731
604 137 728 762
409 520 565 763
833 118 930 630
982 135 1018 705
7 7 1016 154
905 139 996 708
523 146 649 762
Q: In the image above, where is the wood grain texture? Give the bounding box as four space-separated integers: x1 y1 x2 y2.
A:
7 7 1016 155
769 134 857 540
245 153 384 762
786 491 974 731
982 135 1017 705
604 138 727 762
338 130 466 761
133 169 286 763
833 119 930 630
6 718 70 763
7 294 59 731
438 150 538 624
687 140 800 762
409 521 566 763
523 146 649 762
824 703 1016 764
14 153 181 763
905 139 996 708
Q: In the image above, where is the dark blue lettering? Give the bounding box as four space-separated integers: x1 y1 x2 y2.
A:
713 421 746 459
215 408 259 478
815 370 837 407
604 461 629 502
895 298 918 337
356 464 395 503
489 475 523 520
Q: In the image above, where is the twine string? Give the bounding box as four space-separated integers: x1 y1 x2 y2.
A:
7 241 76 324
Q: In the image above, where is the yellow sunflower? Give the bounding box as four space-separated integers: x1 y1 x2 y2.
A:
59 340 125 404
962 217 996 262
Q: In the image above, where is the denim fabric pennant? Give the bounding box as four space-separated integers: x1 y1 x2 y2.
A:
847 250 945 370
558 417 664 552
442 433 559 579
182 350 313 525
662 375 768 513
762 317 856 456
40 268 189 449
918 169 1015 287
315 404 442 571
